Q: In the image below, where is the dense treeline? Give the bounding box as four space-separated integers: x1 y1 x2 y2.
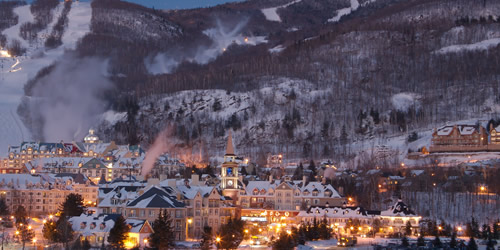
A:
19 0 59 42
0 1 24 48
21 0 500 159
45 0 72 49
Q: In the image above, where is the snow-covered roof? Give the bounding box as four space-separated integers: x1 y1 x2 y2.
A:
69 213 148 236
298 206 372 220
127 186 184 209
435 124 481 136
380 200 418 217
176 184 215 200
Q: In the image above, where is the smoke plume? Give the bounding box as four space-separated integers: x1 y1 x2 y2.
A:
30 54 113 141
141 127 174 177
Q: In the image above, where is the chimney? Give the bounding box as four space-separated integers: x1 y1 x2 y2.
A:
321 177 326 185
167 179 176 188
146 178 159 188
269 175 273 182
191 174 199 186
302 175 308 186
160 174 168 181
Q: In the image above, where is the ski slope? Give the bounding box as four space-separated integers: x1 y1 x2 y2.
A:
0 2 92 157
261 0 302 22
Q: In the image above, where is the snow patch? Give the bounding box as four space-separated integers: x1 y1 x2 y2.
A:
101 111 127 126
1 5 34 48
391 92 421 112
328 0 360 23
269 45 285 54
435 38 500 54
261 0 302 22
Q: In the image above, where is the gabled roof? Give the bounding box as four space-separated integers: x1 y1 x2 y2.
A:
380 200 417 217
82 158 106 169
127 186 184 209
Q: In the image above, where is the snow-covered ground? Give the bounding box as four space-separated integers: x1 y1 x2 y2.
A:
261 0 302 22
328 0 360 23
0 2 92 157
146 20 267 75
435 37 500 54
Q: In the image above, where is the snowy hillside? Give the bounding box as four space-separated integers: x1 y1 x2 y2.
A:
0 1 91 156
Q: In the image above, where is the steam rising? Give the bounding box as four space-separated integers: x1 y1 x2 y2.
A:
141 128 174 177
30 54 112 141
145 18 267 74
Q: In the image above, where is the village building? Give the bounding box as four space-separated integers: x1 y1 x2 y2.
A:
0 173 97 216
69 213 153 249
430 124 487 152
297 200 421 236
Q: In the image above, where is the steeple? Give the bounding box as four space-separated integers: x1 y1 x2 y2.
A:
225 130 235 156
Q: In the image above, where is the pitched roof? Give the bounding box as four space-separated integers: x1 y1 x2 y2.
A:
225 131 235 156
127 186 184 209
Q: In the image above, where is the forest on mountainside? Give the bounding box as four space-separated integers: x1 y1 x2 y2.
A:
17 0 500 163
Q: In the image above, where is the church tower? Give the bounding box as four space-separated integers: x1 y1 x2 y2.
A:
221 131 239 196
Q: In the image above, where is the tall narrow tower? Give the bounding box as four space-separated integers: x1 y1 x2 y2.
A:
221 131 239 195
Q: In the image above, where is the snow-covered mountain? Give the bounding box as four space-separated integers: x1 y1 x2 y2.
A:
0 1 91 156
2 0 500 166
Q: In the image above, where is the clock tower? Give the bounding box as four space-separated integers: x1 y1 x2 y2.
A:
221 131 239 198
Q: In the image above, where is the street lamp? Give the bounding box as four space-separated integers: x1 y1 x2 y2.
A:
186 218 192 240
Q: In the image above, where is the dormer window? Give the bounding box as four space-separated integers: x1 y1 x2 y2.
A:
303 190 310 196
253 189 259 195
312 190 319 197
80 222 87 229
100 223 106 230
90 222 96 229
260 189 266 195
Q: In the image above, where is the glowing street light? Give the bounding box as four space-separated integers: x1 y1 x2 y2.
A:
480 186 486 192
187 218 192 224
457 227 462 231
216 237 221 243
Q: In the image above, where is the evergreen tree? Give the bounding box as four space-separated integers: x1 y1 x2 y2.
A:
417 234 425 246
486 232 496 250
318 217 332 240
72 238 82 249
401 236 409 247
298 224 307 245
200 226 213 250
310 217 319 240
405 220 412 236
83 239 92 250
466 217 480 238
59 193 85 217
0 198 9 216
433 236 442 248
240 166 248 176
308 160 317 179
14 205 27 226
108 215 129 249
150 209 174 249
467 237 478 250
42 219 57 243
293 163 304 180
56 215 74 249
217 217 245 249
450 231 458 248
272 231 294 250
17 223 35 250
493 220 499 239
482 224 491 240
